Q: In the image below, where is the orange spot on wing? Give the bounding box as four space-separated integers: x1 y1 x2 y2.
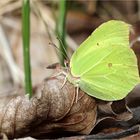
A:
108 63 112 68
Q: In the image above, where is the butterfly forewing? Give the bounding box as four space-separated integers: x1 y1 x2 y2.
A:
70 20 130 77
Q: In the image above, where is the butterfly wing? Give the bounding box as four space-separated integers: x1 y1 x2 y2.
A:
79 45 139 101
70 20 140 101
70 20 130 76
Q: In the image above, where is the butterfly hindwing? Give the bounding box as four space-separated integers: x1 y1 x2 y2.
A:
79 45 139 101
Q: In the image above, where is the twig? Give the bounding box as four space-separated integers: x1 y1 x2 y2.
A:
0 24 23 84
58 125 139 140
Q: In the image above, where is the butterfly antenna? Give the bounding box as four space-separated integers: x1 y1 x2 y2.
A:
49 42 70 62
56 36 70 60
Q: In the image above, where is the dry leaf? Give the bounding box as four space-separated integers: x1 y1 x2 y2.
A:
0 74 97 138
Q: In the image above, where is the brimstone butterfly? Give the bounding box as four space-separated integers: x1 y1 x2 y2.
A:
67 20 140 101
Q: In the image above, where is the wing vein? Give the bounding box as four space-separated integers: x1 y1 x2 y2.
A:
81 80 118 100
80 49 114 76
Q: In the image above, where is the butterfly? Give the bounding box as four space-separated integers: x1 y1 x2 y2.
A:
66 20 140 101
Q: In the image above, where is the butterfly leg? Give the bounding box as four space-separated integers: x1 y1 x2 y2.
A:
75 85 79 103
60 75 67 89
51 71 67 78
51 71 68 88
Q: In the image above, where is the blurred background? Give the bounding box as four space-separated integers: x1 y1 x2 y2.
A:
0 0 140 99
